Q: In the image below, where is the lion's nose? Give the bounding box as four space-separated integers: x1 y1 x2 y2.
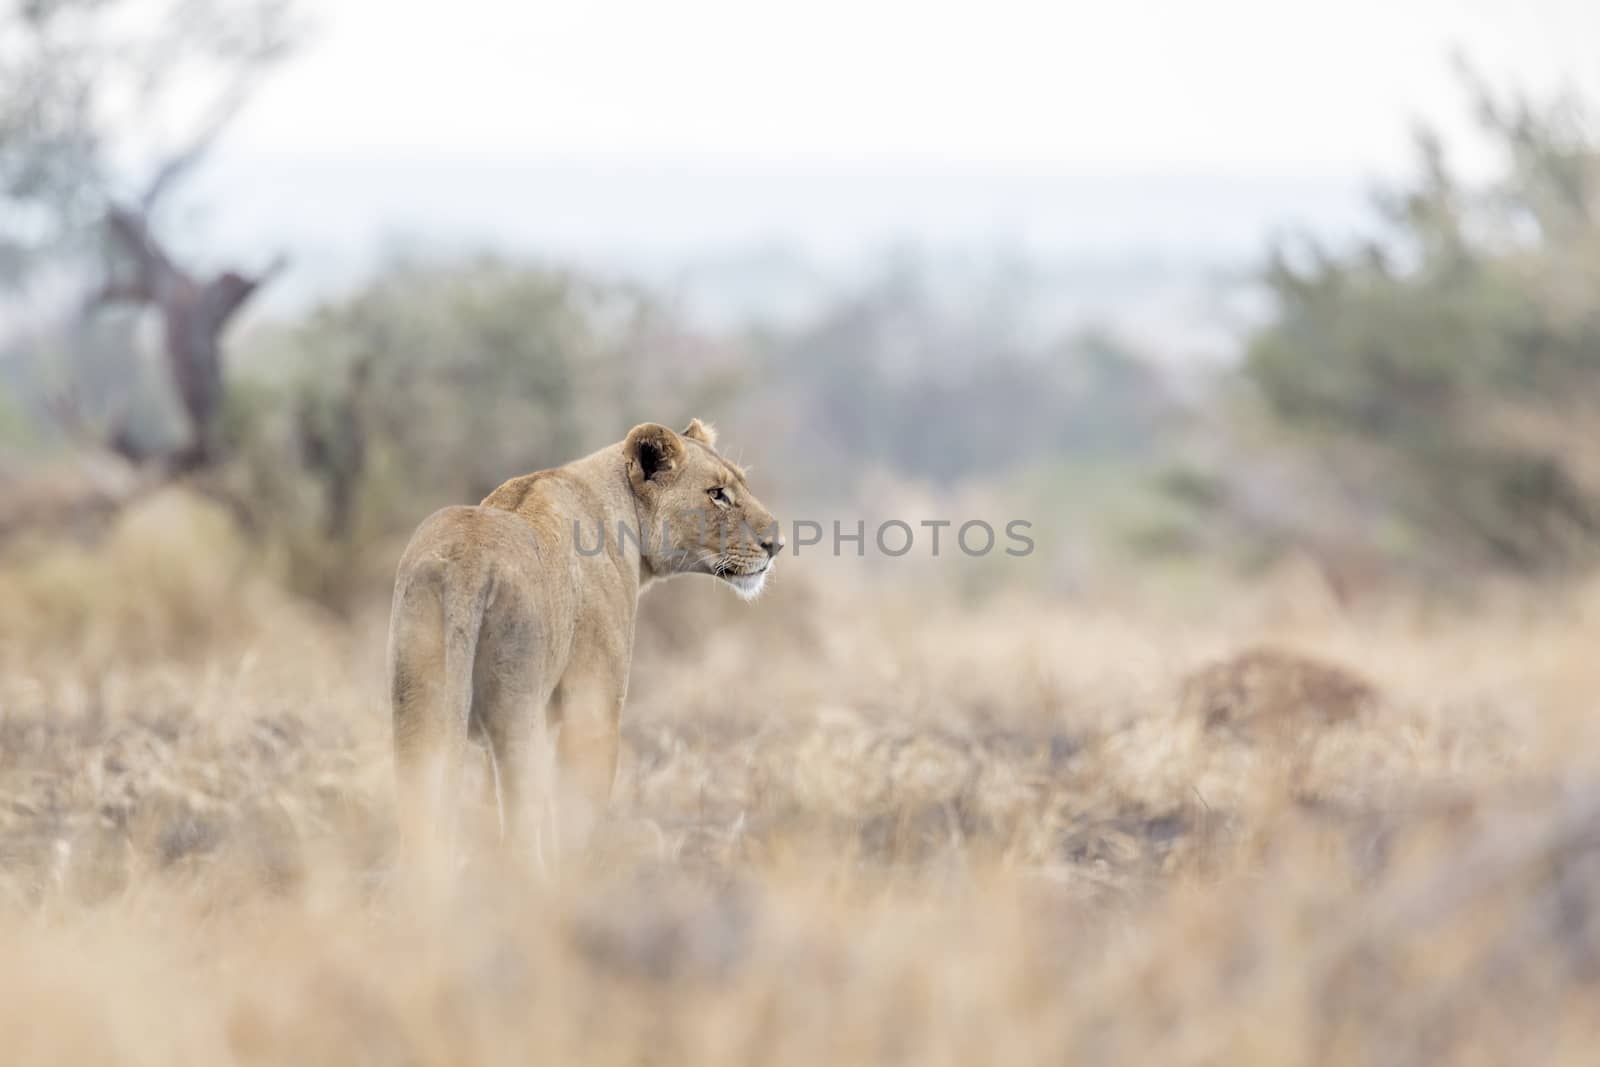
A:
761 530 785 557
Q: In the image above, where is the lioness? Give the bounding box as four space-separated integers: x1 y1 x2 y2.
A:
387 419 781 869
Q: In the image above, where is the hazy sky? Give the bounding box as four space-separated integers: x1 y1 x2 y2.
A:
228 0 1599 172
156 0 1600 316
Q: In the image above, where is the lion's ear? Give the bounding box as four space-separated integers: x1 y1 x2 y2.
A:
682 418 717 448
625 423 686 487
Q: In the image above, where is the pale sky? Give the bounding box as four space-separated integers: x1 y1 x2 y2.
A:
228 0 1599 172
150 0 1600 318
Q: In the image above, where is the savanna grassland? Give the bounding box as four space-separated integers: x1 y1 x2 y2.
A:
3 490 1600 1066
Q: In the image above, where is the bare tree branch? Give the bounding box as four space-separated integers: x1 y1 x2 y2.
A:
83 279 155 309
105 201 182 294
138 77 254 213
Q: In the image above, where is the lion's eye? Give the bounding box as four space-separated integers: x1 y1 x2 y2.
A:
708 487 730 506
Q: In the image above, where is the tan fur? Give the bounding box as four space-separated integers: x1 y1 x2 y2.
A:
387 421 781 871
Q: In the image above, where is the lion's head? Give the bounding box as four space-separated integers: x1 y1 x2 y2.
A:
625 419 783 600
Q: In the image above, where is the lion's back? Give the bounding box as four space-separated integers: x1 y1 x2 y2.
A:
397 505 545 574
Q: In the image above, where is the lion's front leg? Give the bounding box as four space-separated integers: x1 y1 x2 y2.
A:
478 676 557 877
550 659 627 861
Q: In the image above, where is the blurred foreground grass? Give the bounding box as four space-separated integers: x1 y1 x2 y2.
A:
3 492 1600 1065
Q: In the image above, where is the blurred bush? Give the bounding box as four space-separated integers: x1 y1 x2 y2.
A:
1165 79 1600 586
0 488 282 662
763 258 1173 492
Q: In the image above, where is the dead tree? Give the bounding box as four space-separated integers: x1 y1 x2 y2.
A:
85 195 284 473
0 0 297 543
18 164 289 542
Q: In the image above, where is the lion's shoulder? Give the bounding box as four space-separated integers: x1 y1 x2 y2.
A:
480 470 559 512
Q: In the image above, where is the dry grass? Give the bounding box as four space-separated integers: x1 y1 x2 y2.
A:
5 492 1600 1065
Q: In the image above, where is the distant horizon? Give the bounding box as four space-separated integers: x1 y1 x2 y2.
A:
165 153 1374 338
